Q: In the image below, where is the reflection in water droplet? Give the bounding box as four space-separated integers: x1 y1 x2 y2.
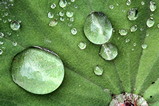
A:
10 21 20 30
49 19 58 27
12 41 17 46
78 42 86 50
51 3 56 9
0 49 3 55
109 5 114 9
142 44 147 49
66 11 73 17
99 43 118 60
11 47 65 94
150 1 156 12
141 1 145 5
84 11 112 44
119 29 128 36
146 17 154 27
130 25 137 32
59 0 67 8
94 65 103 76
71 28 77 35
0 32 4 38
126 0 131 6
127 8 138 21
48 12 54 18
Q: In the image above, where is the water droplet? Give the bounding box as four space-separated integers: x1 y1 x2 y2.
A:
12 41 17 46
146 33 149 36
130 25 137 32
78 42 86 50
127 8 138 21
70 17 74 22
142 44 147 49
109 5 114 9
0 49 3 55
133 43 136 46
60 17 64 21
157 24 159 28
10 21 20 30
68 22 72 27
48 12 54 18
150 1 156 12
7 32 11 36
146 17 154 27
119 29 128 36
116 4 119 6
140 28 144 31
59 11 64 16
68 2 71 5
4 12 8 16
126 0 131 6
66 11 73 17
122 10 126 12
141 1 145 5
49 19 58 27
94 65 103 76
11 47 65 94
8 19 11 22
59 0 67 8
74 5 78 8
51 3 56 9
125 38 130 43
71 0 75 2
132 48 134 51
3 20 7 23
0 41 3 45
0 32 4 38
99 43 118 60
84 11 112 45
71 28 77 35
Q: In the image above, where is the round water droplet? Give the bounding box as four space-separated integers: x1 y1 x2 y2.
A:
71 0 75 2
0 32 4 38
49 19 58 27
48 12 54 18
141 1 145 5
84 11 112 45
126 0 131 6
59 11 64 16
146 33 149 36
10 21 20 30
12 41 17 46
78 42 86 50
59 0 67 8
51 3 56 9
0 49 3 55
94 65 103 76
125 38 130 43
130 25 137 32
99 43 118 60
119 29 128 36
71 28 77 35
127 8 138 21
133 43 136 46
66 11 73 17
0 41 4 45
60 17 64 21
150 1 156 12
146 17 154 27
11 47 65 94
70 17 74 22
109 5 114 9
142 44 147 49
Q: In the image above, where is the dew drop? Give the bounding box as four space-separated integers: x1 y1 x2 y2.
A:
48 12 54 18
71 28 77 35
70 17 74 22
66 11 73 17
0 41 4 45
12 41 17 46
109 5 114 9
141 1 145 5
59 0 67 8
119 29 128 36
133 43 136 46
157 24 159 28
125 38 130 43
84 11 112 45
0 49 3 55
94 65 103 76
130 25 137 32
127 8 138 21
99 43 118 60
10 21 20 30
68 22 72 27
59 11 64 16
71 0 75 2
146 33 149 36
8 19 11 22
0 32 4 38
78 42 86 50
60 17 64 21
126 0 131 6
11 47 65 94
74 5 78 8
49 19 58 27
150 1 156 12
51 3 56 9
146 17 154 27
142 44 147 49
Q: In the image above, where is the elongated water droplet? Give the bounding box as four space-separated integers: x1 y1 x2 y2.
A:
127 8 138 21
126 0 131 6
84 11 112 45
146 17 154 27
49 19 58 27
0 32 4 38
150 1 156 12
11 47 64 94
51 3 56 9
59 11 64 16
119 29 128 36
78 42 86 50
66 11 73 17
71 28 77 35
141 1 145 5
59 0 67 8
48 12 54 18
142 44 147 49
10 21 20 30
99 43 118 60
94 65 103 76
0 49 3 55
130 25 137 32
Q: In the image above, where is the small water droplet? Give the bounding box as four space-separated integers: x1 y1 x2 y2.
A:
150 14 154 17
70 17 74 22
68 2 71 5
150 1 156 12
12 41 17 46
119 29 128 36
66 11 73 17
141 1 145 5
116 4 119 6
122 10 126 12
99 43 118 60
127 8 138 21
3 20 7 23
71 28 77 35
104 89 110 93
0 41 4 45
4 12 8 16
130 25 137 32
0 49 3 55
125 38 130 43
142 44 147 49
132 48 134 51
48 12 54 18
146 17 154 27
74 5 78 8
49 19 58 27
140 28 144 31
78 42 86 50
109 5 114 9
60 17 64 21
146 33 149 36
10 21 20 30
94 65 103 76
8 19 11 22
126 0 131 6
71 0 75 2
59 11 64 16
51 3 56 9
133 43 136 46
59 0 67 8
0 32 4 38
68 22 72 27
157 24 159 28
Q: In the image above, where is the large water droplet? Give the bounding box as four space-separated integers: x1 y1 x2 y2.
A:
130 25 137 32
150 1 156 12
146 17 154 27
84 11 112 45
0 49 3 55
48 12 54 18
51 3 56 9
0 32 4 38
10 21 20 30
49 19 58 27
78 42 86 50
59 0 67 8
142 44 147 49
126 0 131 6
66 11 73 17
71 28 77 35
94 65 103 76
119 29 128 36
11 47 65 94
127 8 138 21
99 43 118 60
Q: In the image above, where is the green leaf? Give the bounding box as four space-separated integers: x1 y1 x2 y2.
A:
0 0 159 105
